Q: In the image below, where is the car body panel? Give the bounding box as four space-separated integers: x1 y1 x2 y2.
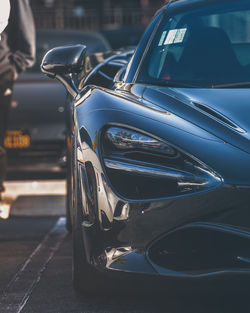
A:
72 83 250 278
141 86 250 154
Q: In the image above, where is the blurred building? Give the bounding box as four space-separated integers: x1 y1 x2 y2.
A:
30 0 165 30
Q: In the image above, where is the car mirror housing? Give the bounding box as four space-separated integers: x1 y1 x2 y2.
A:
41 44 87 99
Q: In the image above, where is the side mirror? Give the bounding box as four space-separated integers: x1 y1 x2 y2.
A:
41 45 87 99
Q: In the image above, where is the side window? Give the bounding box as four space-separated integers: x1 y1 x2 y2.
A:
85 62 123 88
84 52 133 88
114 66 127 82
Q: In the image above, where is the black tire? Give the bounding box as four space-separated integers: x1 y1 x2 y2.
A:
71 128 111 293
72 164 112 293
65 131 73 233
72 160 152 295
65 145 73 233
66 192 72 233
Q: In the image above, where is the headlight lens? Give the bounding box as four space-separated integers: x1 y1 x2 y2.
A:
105 127 176 156
102 127 222 200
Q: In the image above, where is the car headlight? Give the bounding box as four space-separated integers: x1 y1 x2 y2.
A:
104 127 177 156
102 127 222 200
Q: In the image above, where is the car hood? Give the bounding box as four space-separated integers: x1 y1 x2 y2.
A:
142 86 250 154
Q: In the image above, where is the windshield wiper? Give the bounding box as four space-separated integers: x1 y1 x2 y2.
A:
212 81 250 88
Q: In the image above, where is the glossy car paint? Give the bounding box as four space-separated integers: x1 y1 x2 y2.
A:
43 0 250 283
74 84 250 277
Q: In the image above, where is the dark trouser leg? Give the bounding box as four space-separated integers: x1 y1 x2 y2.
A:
0 146 6 192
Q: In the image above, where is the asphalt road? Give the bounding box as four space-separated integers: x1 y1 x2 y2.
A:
0 182 249 313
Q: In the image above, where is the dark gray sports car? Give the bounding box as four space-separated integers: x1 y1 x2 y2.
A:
6 29 110 175
42 0 250 293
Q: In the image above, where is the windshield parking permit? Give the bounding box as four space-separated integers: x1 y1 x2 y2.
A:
164 28 187 45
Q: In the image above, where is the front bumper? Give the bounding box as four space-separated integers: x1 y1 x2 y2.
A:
79 159 250 279
75 105 250 281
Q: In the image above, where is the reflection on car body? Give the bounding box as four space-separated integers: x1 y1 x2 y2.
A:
41 0 250 293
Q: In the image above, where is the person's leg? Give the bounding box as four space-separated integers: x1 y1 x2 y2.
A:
0 147 6 193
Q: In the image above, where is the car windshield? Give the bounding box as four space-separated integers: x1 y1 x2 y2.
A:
137 0 250 88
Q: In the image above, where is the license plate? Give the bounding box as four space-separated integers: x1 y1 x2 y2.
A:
4 130 31 149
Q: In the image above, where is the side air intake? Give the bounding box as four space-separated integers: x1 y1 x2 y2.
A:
192 102 245 133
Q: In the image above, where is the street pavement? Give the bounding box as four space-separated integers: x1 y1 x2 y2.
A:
0 180 249 313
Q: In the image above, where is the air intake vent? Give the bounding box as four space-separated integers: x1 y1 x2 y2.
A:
148 224 250 274
192 102 245 133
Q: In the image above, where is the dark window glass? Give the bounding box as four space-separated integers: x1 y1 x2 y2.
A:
137 0 250 88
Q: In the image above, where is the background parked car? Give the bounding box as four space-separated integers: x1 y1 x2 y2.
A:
5 29 110 178
100 27 145 49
